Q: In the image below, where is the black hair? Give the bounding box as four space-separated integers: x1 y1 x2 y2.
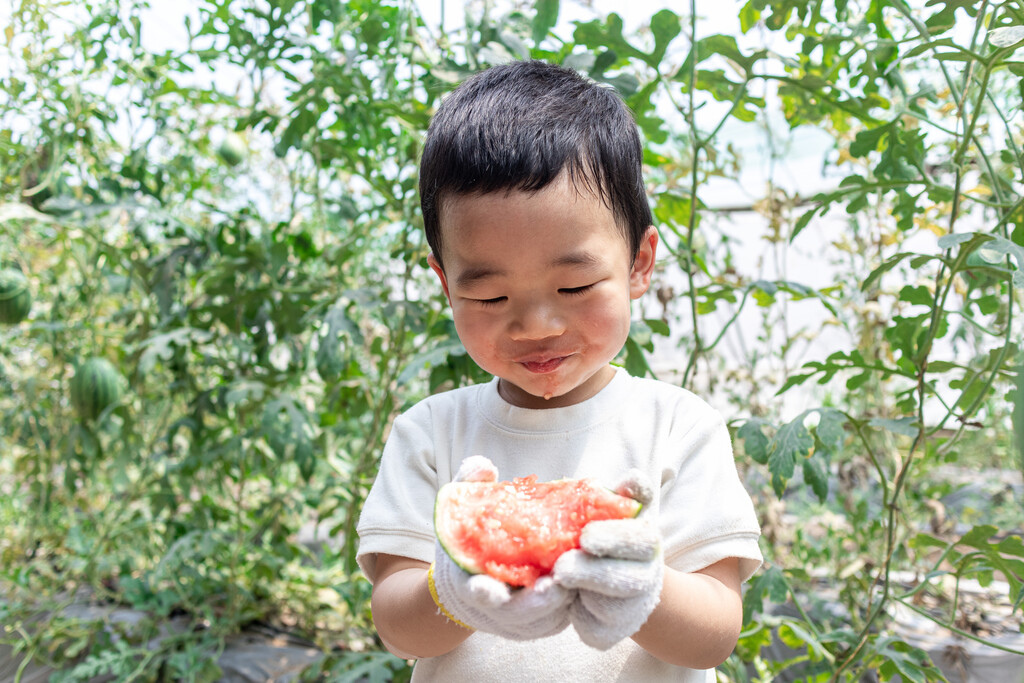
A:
419 60 653 268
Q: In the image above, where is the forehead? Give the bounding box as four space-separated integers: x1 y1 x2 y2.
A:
435 175 631 280
437 173 622 247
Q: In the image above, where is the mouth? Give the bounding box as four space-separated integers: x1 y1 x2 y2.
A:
516 355 570 374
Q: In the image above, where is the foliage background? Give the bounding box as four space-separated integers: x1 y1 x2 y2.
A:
1 0 1023 680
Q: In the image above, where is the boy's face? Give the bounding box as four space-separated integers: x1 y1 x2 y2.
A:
428 174 657 409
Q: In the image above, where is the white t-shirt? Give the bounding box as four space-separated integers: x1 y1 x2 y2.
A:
357 367 763 682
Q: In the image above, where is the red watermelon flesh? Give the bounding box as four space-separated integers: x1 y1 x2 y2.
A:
435 475 642 587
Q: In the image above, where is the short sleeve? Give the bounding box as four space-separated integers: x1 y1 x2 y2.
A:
355 408 440 583
659 413 763 583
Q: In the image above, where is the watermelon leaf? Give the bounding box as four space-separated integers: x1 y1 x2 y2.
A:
742 565 789 622
767 417 814 497
531 0 559 45
738 418 771 465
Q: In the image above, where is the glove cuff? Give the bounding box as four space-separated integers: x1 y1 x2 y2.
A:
427 563 474 630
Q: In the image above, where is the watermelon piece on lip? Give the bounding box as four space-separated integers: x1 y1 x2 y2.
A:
434 475 642 588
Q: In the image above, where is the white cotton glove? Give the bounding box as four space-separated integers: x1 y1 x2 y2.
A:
429 456 574 640
553 470 664 650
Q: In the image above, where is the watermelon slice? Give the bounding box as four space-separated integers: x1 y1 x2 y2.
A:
435 475 642 588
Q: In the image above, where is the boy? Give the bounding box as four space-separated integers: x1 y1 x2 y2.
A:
356 60 762 681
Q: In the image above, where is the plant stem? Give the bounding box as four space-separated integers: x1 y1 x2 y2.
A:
894 596 1024 656
681 0 702 390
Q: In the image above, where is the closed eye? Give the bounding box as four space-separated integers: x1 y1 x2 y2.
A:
475 296 507 307
560 284 595 296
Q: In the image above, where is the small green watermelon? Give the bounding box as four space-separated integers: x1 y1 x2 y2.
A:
71 358 124 421
217 132 247 167
0 268 32 325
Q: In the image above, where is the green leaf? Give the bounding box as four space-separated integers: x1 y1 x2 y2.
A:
649 9 681 65
738 2 760 33
223 380 267 406
779 349 911 396
573 14 646 64
738 418 771 464
742 565 789 622
653 192 694 228
316 300 361 381
850 123 890 158
676 34 763 92
629 319 654 349
926 361 960 373
867 0 893 41
960 524 998 548
989 26 1024 49
875 636 938 683
644 318 670 336
397 338 467 386
621 335 653 378
791 206 819 242
135 328 212 374
899 284 934 306
531 0 559 46
767 416 814 495
274 105 318 156
846 371 872 390
52 641 150 682
862 252 918 291
869 417 919 437
325 651 412 683
600 72 641 97
815 408 847 454
924 0 980 33
998 534 1024 559
497 32 531 60
909 532 950 552
589 50 617 76
938 232 986 249
262 394 316 480
902 38 962 59
802 456 829 502
981 235 1024 288
753 287 775 307
779 620 829 661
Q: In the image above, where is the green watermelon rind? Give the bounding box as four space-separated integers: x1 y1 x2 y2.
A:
0 269 32 325
434 482 484 576
71 358 124 421
434 477 642 581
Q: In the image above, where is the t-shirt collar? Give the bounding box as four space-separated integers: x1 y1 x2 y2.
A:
476 365 632 434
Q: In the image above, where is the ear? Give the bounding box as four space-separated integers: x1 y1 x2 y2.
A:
427 253 452 303
629 226 659 300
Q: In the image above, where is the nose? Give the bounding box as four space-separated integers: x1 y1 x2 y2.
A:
508 298 566 341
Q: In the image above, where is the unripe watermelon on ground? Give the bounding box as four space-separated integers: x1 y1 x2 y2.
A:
435 475 642 587
71 358 124 421
0 268 32 325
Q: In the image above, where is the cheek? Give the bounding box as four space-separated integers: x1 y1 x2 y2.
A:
579 296 632 346
452 310 499 355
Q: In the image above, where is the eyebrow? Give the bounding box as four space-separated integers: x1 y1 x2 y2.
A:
552 251 602 269
453 251 602 289
455 266 504 288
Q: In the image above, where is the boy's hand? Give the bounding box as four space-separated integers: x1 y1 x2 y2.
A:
553 470 664 650
429 455 574 640
430 547 574 639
